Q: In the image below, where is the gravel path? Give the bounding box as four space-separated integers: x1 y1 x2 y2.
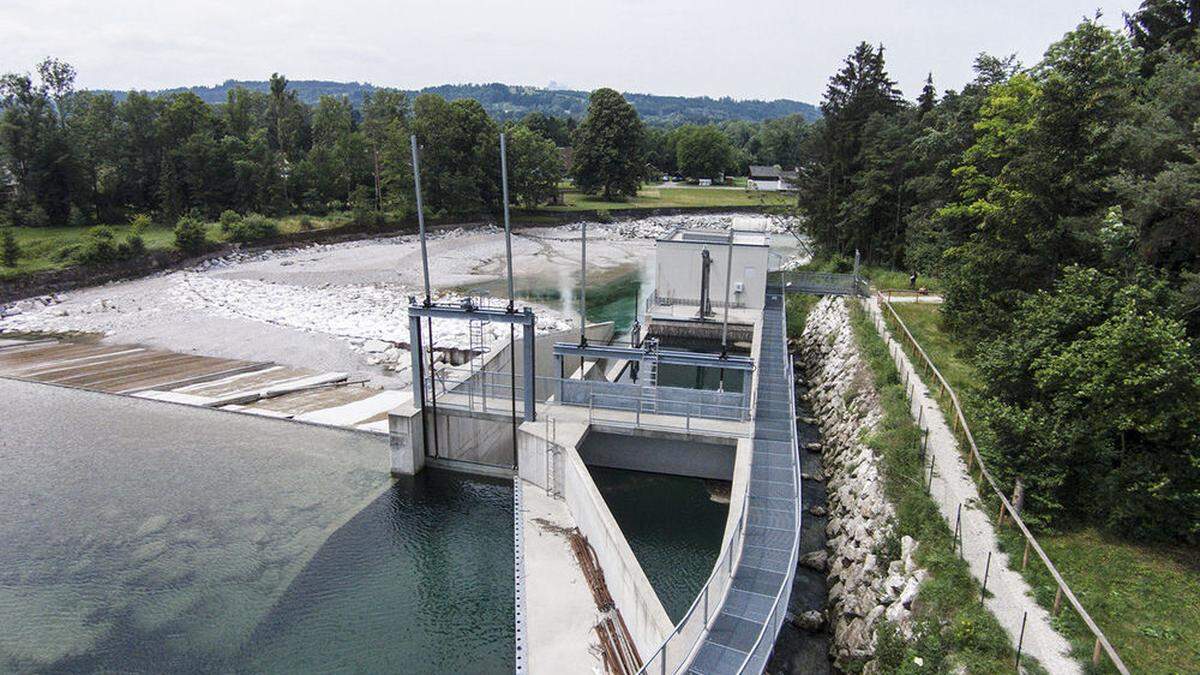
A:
862 296 1081 675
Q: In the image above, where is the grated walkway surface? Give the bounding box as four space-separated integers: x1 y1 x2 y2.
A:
688 290 800 674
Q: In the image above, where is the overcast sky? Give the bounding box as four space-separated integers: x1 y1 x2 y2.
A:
1 0 1135 104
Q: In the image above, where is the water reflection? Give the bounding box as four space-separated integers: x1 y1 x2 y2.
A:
238 471 514 673
585 466 728 621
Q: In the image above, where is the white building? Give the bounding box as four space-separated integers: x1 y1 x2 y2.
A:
746 165 798 192
653 227 770 310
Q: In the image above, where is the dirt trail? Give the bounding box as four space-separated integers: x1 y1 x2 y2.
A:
862 296 1081 675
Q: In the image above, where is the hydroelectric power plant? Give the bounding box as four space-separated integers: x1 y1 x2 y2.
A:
0 134 828 674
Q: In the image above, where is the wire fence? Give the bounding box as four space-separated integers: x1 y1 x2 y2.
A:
874 292 1130 674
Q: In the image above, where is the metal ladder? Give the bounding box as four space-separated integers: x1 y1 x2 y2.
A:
468 318 491 407
641 338 659 415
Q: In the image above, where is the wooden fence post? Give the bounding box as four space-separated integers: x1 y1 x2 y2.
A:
1092 638 1103 667
1053 587 1063 615
1021 540 1030 571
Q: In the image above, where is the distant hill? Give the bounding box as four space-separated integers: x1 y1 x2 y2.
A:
100 80 819 125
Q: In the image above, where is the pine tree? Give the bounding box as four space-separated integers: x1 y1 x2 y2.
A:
917 74 937 117
2 228 21 267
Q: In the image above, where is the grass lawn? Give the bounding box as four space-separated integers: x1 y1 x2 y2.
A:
539 186 793 211
0 213 353 280
888 302 1200 674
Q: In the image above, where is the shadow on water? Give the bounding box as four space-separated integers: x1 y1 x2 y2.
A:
40 471 514 675
585 465 729 622
767 391 831 675
235 470 515 674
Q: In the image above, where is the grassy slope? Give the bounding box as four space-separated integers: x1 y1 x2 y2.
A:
0 214 353 280
845 301 1026 674
891 302 1200 674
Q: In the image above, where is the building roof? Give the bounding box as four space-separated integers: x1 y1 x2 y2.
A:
749 165 799 181
660 227 769 247
748 165 782 179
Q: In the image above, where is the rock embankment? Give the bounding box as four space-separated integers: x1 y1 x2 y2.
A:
797 296 927 671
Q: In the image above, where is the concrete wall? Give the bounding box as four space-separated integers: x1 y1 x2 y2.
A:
560 444 675 659
577 431 735 480
655 239 769 310
390 403 516 473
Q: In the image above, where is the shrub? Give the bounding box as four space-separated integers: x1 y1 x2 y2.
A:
123 214 151 257
68 205 90 228
350 206 385 229
173 216 209 255
827 253 854 273
594 209 614 224
298 216 314 231
75 226 119 265
218 210 242 232
1 228 20 267
226 213 279 242
20 204 49 228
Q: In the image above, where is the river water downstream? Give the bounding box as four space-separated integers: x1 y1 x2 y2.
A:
0 379 513 673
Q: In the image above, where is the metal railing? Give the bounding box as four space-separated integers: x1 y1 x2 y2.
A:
585 392 752 438
638 489 749 674
734 352 803 672
636 300 801 674
425 369 752 424
781 270 868 297
645 291 747 313
874 292 1129 674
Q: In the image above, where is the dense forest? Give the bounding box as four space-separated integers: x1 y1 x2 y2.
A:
0 62 808 232
104 80 820 126
795 1 1200 543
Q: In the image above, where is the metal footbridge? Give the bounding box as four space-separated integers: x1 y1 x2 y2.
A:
639 289 802 674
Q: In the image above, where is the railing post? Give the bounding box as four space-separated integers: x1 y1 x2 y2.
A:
1053 586 1063 614
1092 638 1103 667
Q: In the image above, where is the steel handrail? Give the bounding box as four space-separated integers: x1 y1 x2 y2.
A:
635 476 750 673
634 299 799 674
874 292 1129 674
733 334 802 672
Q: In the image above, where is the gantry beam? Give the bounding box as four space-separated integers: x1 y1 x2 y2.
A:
551 342 754 371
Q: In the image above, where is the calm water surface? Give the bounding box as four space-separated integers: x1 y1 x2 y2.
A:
0 380 512 674
586 466 728 621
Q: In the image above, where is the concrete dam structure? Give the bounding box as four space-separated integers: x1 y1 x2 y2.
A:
390 224 805 674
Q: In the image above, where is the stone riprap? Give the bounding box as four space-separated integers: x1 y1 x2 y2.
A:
797 296 927 671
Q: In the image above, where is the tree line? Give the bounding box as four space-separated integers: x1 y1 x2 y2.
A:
0 59 816 238
796 1 1200 542
0 66 571 230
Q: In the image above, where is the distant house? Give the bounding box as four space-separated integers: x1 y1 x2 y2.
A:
747 165 798 191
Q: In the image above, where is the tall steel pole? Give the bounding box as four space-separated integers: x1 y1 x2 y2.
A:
500 133 519 469
721 230 733 355
411 134 432 305
500 133 515 311
579 221 588 347
411 134 438 455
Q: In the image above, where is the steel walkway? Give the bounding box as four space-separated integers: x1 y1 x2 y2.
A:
687 289 801 673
